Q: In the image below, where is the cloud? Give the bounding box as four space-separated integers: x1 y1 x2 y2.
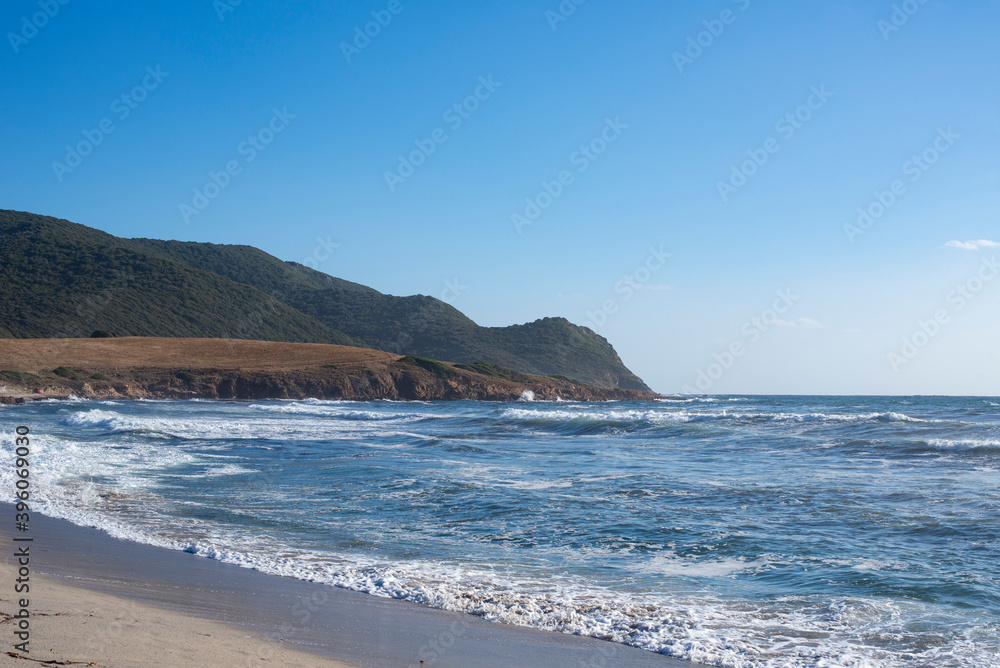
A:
944 239 1000 251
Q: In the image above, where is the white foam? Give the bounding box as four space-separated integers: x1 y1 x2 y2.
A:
58 406 411 442
500 407 936 427
62 408 121 427
637 555 769 578
3 402 996 668
926 438 1000 451
501 407 690 423
503 479 574 491
38 520 984 668
8 440 985 668
247 401 440 423
200 463 260 478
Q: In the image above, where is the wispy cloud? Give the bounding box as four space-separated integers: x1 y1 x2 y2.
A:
944 239 1000 251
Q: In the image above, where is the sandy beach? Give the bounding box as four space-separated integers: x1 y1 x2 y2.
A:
0 508 694 668
0 562 358 667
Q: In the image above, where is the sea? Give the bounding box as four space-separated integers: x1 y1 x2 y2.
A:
2 395 998 667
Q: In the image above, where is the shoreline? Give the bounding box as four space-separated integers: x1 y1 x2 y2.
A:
1 507 697 667
0 562 359 667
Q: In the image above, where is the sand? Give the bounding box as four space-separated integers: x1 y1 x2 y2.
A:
0 508 694 668
0 563 357 667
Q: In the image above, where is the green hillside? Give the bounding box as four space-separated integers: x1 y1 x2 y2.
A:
132 239 650 390
0 211 356 345
0 210 650 390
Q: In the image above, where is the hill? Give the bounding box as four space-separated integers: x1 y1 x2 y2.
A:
0 337 659 403
0 210 357 345
0 210 650 390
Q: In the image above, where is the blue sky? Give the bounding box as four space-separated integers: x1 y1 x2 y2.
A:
2 0 998 394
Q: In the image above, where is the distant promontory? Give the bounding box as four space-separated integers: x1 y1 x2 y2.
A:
0 210 650 392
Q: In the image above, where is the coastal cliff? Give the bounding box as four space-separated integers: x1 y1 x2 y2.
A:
0 338 659 403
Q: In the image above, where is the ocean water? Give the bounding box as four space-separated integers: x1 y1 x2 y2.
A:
2 395 999 667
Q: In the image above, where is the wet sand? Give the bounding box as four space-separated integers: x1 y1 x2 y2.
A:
0 507 696 667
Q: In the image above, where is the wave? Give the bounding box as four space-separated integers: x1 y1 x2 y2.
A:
836 437 1000 456
764 410 931 424
657 396 748 404
61 408 180 435
925 438 1000 452
246 401 443 424
498 407 682 436
199 463 260 478
59 407 423 442
501 407 935 430
8 398 999 668
11 491 989 668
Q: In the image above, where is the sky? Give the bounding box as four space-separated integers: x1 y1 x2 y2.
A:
2 0 998 395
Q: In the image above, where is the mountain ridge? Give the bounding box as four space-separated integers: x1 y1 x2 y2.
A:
0 210 650 391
